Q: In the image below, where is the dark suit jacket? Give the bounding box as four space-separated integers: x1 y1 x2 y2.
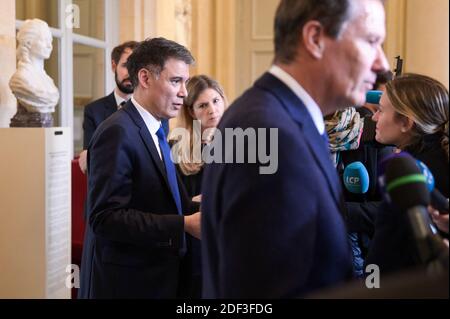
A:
83 92 118 149
79 100 199 298
83 92 170 149
201 73 353 298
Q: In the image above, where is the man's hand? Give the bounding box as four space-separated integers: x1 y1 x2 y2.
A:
78 150 88 174
184 212 201 239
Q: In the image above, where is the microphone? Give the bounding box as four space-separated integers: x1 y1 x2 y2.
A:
384 155 446 265
378 152 412 177
377 151 413 197
366 90 383 104
415 160 435 192
343 161 370 194
416 160 449 214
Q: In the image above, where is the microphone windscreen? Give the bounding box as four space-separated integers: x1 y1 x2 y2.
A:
366 90 383 104
343 161 370 194
385 156 430 211
415 160 435 192
378 151 413 179
414 159 448 213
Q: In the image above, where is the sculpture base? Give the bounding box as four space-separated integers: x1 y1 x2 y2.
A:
10 104 53 128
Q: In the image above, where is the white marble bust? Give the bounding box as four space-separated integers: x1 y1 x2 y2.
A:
9 19 59 114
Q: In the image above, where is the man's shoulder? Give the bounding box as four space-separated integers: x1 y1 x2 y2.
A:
84 92 115 112
232 72 298 112
92 109 136 140
102 108 133 126
220 82 290 129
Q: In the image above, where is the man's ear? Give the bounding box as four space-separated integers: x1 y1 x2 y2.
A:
111 59 117 73
302 20 326 59
138 68 150 89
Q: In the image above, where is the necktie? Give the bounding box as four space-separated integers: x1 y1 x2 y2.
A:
161 119 170 137
118 101 126 109
156 126 186 256
156 126 182 215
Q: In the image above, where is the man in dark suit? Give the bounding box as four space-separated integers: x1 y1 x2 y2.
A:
201 0 390 298
78 37 200 298
78 40 170 173
78 41 138 173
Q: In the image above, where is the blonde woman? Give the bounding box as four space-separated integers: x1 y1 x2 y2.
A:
169 74 226 298
171 74 227 197
367 73 449 274
373 73 448 196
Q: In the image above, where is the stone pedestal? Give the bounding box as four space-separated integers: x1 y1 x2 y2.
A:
0 127 71 299
9 103 54 127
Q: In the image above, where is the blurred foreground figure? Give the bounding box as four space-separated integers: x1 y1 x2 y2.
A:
202 0 389 298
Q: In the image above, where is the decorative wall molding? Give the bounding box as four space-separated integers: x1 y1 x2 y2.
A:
175 0 192 48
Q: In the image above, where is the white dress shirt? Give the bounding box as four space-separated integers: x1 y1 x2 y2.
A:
131 96 163 160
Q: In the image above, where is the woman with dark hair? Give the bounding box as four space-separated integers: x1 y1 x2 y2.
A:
366 73 449 274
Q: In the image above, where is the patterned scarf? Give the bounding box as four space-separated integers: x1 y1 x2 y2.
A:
325 107 365 167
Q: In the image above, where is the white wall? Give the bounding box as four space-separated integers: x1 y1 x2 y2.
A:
405 0 449 88
385 0 449 88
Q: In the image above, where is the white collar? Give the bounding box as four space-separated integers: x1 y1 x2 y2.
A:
114 88 131 108
268 65 325 135
131 96 161 136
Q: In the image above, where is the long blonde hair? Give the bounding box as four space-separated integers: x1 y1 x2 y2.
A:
386 73 449 160
170 75 227 175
